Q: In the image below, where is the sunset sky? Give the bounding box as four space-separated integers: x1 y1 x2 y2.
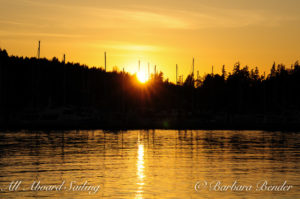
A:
1 0 300 82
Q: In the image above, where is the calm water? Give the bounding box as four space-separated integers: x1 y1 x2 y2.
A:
0 130 299 198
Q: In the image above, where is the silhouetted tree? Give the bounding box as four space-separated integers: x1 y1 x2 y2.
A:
1 48 300 128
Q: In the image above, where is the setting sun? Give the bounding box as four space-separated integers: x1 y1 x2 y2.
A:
137 71 148 83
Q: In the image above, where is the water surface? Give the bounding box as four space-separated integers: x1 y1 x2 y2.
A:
0 130 299 198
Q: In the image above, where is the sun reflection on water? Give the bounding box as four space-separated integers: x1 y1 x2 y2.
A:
137 144 145 179
136 136 145 199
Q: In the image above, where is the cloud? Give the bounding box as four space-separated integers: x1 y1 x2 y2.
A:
184 7 297 28
2 0 298 32
0 30 83 39
75 8 191 29
76 4 297 30
88 41 163 52
0 19 36 27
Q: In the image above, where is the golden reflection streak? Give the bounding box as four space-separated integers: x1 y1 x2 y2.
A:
137 144 145 179
135 135 145 199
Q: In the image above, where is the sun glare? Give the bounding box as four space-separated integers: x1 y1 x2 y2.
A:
137 71 148 83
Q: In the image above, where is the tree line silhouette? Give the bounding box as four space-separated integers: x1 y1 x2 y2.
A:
1 48 300 129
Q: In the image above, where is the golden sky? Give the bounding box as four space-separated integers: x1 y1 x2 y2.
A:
1 0 300 82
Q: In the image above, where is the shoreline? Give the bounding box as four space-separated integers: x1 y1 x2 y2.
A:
1 120 300 131
1 109 300 131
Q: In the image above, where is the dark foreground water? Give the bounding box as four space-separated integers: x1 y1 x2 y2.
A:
0 130 299 198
